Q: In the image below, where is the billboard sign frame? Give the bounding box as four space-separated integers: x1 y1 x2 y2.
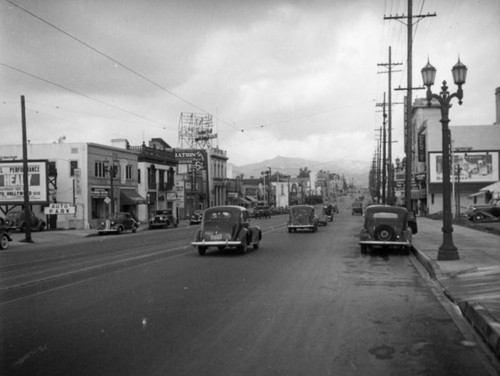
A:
0 160 49 205
429 151 499 184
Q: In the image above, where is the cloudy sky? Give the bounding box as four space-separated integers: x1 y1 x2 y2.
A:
1 0 499 167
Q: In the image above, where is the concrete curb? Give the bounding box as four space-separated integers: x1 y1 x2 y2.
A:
412 246 500 359
459 301 500 359
410 246 442 279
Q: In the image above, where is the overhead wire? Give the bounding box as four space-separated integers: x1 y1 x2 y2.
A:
0 62 174 129
4 0 242 134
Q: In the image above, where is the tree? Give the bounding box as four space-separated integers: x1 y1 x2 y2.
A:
298 167 311 178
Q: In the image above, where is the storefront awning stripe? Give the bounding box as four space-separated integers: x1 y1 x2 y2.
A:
120 189 147 205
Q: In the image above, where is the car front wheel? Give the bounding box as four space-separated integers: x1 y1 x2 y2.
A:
198 246 207 255
0 234 9 250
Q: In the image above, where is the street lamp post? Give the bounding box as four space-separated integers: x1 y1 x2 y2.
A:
421 58 467 261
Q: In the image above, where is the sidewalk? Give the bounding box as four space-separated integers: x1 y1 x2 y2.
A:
412 217 500 359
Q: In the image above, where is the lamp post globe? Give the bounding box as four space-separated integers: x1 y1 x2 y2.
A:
421 57 467 261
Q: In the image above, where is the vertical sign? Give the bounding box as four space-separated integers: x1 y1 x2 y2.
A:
418 134 426 162
74 168 82 196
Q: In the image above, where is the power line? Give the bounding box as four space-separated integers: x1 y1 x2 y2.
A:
0 62 168 128
4 0 242 134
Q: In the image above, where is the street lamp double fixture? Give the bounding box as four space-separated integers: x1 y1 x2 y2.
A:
421 57 467 261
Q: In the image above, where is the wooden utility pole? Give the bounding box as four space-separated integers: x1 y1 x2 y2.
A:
21 95 32 242
376 93 389 204
378 46 402 205
384 0 435 210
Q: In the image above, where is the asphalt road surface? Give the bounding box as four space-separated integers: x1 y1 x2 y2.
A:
1 211 499 376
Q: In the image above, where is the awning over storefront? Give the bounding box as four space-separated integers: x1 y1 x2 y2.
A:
480 181 500 194
468 191 486 198
120 189 147 205
238 197 251 204
246 196 258 203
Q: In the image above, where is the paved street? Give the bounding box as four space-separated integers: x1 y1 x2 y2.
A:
1 211 499 376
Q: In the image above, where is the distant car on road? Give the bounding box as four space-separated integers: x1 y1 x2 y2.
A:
191 206 262 255
98 212 139 235
0 218 13 250
359 205 413 254
314 205 329 226
287 205 318 233
4 210 46 232
189 210 205 225
149 209 177 229
253 206 271 218
352 202 363 215
466 198 500 222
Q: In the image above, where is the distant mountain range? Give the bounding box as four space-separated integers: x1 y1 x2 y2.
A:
229 155 370 187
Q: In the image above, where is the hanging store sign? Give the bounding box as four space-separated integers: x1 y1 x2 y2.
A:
44 203 76 215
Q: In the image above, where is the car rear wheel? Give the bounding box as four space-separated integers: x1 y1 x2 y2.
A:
116 226 123 235
253 241 259 250
374 224 395 241
132 225 137 233
0 234 9 250
198 246 207 255
473 213 485 222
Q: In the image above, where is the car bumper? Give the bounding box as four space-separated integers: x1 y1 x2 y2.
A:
359 240 411 247
288 224 315 229
191 240 243 247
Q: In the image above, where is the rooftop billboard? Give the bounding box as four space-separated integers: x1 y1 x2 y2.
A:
429 151 499 184
0 160 49 205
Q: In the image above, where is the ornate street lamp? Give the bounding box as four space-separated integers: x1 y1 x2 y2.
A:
421 58 467 260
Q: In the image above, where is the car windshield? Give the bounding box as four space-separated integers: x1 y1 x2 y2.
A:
291 207 311 216
206 210 233 221
373 212 398 219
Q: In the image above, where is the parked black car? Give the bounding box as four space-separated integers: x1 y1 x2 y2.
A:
4 210 46 232
466 198 500 222
98 212 139 235
0 217 13 250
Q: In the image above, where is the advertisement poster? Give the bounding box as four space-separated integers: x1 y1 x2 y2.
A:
0 160 49 204
429 151 499 183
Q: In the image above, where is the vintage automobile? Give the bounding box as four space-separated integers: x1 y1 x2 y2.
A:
191 206 262 255
466 198 500 222
189 210 205 225
253 205 272 219
0 217 13 250
4 210 47 232
287 205 318 233
332 202 339 214
149 209 177 229
314 205 329 226
98 212 139 235
352 202 363 215
359 205 413 254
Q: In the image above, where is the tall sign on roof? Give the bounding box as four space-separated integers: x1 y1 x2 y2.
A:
178 112 217 149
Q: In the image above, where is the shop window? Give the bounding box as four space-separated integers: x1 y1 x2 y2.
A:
70 161 78 177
